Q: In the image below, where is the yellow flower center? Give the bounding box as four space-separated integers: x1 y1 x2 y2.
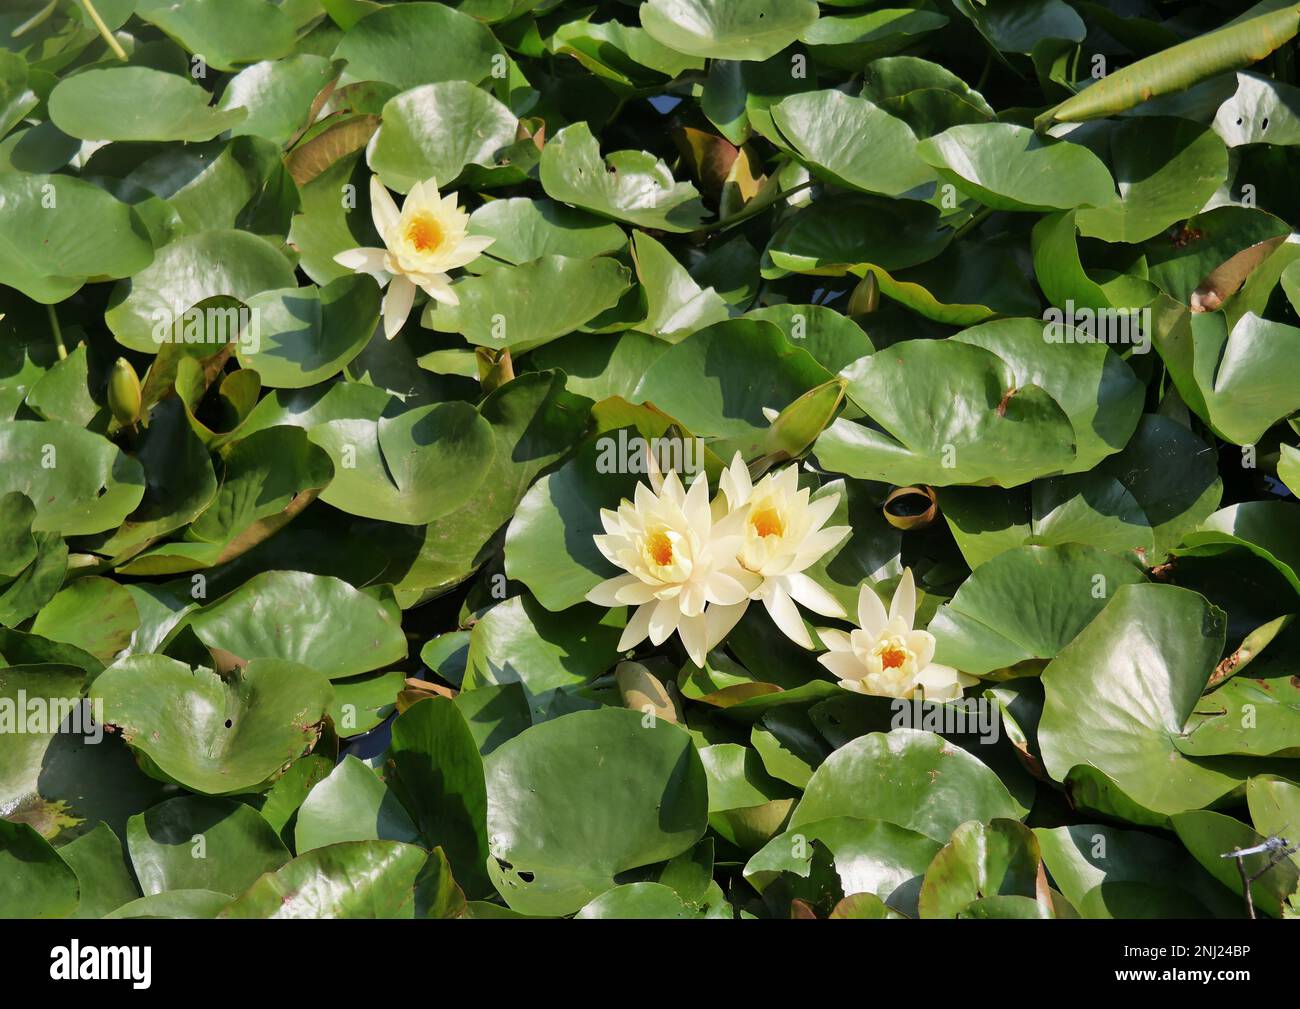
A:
879 645 908 670
751 505 784 539
646 530 674 567
404 213 444 254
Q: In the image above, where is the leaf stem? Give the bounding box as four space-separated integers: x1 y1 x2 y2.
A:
46 303 67 361
79 0 127 61
952 206 994 241
11 0 58 38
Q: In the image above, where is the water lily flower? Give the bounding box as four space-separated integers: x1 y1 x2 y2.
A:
719 454 851 648
334 176 493 340
586 463 753 668
816 569 978 700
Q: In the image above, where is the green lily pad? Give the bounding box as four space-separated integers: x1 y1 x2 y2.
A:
374 371 592 605
1075 118 1228 244
295 755 420 852
1038 584 1246 821
0 172 154 303
332 2 505 91
467 197 627 266
464 595 624 721
218 840 428 918
929 544 1146 676
31 576 139 662
483 707 708 916
574 881 710 919
0 420 144 536
0 819 78 918
917 123 1116 212
790 729 1023 842
89 655 333 796
49 67 247 142
814 338 1078 488
631 231 730 344
771 89 935 197
127 796 289 896
307 398 495 524
370 81 519 194
745 816 940 913
540 122 710 232
952 0 1084 53
0 663 168 845
385 697 491 897
237 275 381 388
954 316 1145 472
1035 822 1236 919
918 818 1046 919
762 192 950 278
108 889 233 919
58 822 139 919
640 0 818 61
135 0 296 72
105 230 297 354
633 318 832 460
187 571 406 680
422 254 631 351
1172 810 1298 919
219 55 340 146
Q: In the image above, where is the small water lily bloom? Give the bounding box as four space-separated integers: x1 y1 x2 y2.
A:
334 176 494 340
719 454 851 648
816 569 978 701
587 465 753 668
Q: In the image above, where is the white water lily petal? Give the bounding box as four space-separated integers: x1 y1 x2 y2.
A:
856 583 889 639
782 571 846 618
706 600 749 649
677 611 709 667
905 629 936 672
815 627 854 652
764 581 812 649
912 662 974 702
705 570 750 606
619 601 656 652
382 274 417 339
819 650 868 681
587 573 641 607
890 567 917 629
720 451 752 508
333 247 389 280
369 175 401 241
648 595 680 645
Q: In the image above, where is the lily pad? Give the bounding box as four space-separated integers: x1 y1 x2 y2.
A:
186 571 406 680
49 67 247 143
89 655 333 796
540 122 711 232
640 0 819 61
218 840 427 918
483 707 709 916
1038 584 1246 821
790 729 1023 842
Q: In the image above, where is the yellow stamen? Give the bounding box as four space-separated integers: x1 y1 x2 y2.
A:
880 645 907 670
404 213 443 253
751 505 784 538
647 531 673 566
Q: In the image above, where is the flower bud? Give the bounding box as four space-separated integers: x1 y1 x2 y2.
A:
108 357 141 426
